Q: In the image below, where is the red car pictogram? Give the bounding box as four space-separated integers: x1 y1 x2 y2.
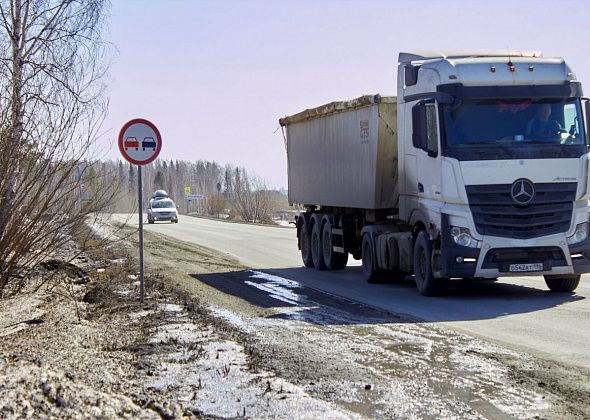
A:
124 137 139 150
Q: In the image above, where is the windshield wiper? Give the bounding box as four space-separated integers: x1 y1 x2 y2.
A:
520 140 560 145
477 144 512 159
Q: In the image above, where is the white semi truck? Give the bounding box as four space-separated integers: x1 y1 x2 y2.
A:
279 50 590 296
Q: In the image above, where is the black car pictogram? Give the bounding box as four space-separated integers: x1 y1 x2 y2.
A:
142 137 156 151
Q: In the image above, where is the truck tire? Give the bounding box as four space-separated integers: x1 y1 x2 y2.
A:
322 219 348 270
544 275 580 292
413 231 448 296
299 217 314 268
311 220 327 270
362 234 385 283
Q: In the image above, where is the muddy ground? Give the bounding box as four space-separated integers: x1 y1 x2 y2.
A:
0 220 589 419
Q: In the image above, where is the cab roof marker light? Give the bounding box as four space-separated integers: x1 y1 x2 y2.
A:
507 59 516 72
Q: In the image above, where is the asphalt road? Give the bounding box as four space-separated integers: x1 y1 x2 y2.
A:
118 214 590 369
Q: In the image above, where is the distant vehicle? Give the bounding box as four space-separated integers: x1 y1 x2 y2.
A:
124 137 139 150
147 197 178 224
152 189 168 199
142 137 156 151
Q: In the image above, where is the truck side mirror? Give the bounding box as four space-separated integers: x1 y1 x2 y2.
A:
584 98 590 145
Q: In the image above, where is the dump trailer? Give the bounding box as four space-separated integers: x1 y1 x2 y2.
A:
280 50 590 296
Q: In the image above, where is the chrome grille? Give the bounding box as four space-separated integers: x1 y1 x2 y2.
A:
465 182 576 239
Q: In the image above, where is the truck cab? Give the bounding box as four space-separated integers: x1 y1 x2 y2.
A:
397 51 590 293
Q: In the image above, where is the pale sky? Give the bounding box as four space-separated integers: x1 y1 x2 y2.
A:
103 0 590 188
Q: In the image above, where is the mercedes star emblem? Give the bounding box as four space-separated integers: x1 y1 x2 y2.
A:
510 178 535 205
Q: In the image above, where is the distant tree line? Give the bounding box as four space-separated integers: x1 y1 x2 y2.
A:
100 159 289 224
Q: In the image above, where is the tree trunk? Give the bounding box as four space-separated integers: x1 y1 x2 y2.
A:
0 0 23 243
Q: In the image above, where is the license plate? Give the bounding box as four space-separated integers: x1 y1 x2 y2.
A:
509 263 543 272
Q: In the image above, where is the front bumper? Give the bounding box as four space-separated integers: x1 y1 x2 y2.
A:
150 213 178 221
438 214 590 278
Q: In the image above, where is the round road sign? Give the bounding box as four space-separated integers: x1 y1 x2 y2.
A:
118 118 162 165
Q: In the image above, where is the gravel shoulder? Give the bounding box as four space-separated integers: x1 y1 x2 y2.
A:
0 219 588 419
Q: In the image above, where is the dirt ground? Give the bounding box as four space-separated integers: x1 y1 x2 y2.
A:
0 221 589 419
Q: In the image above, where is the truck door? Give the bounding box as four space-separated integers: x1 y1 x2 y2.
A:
412 100 442 203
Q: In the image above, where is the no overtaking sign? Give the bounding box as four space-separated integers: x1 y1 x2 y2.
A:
118 118 162 165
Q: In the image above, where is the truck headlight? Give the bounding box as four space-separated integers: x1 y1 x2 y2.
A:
567 222 588 245
450 226 479 248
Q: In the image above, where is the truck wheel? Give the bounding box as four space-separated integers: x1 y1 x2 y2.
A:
299 217 314 268
311 221 327 270
148 217 154 224
544 275 580 292
413 231 448 296
362 234 385 283
322 219 348 270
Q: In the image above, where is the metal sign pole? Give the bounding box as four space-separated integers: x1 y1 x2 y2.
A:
119 118 161 303
138 165 145 301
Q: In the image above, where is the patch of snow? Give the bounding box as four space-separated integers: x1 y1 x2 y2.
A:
127 310 155 321
149 323 203 345
87 221 113 239
159 303 184 313
210 307 255 333
245 271 305 306
249 271 300 288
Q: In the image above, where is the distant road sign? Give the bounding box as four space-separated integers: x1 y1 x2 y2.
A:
186 194 205 201
184 186 191 195
118 119 162 165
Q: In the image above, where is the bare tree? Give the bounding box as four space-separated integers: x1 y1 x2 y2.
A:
233 168 272 223
206 194 225 217
0 0 114 296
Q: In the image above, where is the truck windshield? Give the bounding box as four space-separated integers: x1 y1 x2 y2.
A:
442 98 587 160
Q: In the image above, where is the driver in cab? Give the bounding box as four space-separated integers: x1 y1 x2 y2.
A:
526 103 562 140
